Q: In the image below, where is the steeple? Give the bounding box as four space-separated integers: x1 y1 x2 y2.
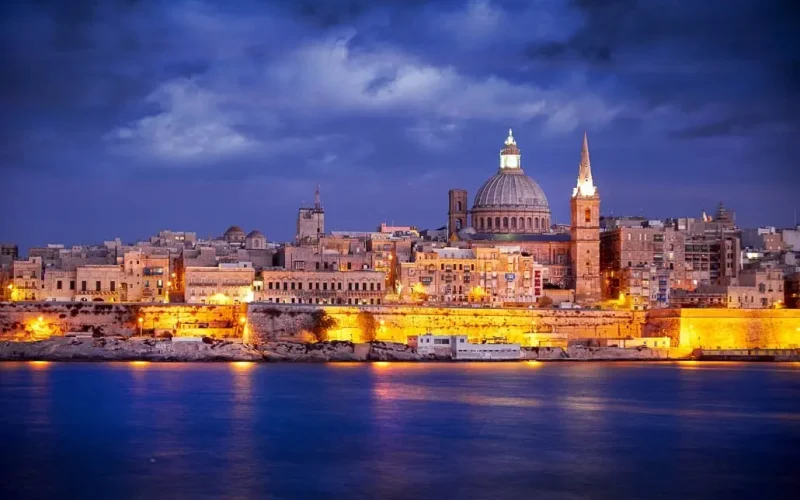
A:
314 183 321 210
572 131 597 197
500 128 521 170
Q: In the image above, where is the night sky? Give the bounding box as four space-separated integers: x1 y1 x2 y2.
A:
2 0 798 250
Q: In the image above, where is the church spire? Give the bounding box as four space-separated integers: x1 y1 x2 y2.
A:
314 183 321 209
572 131 597 197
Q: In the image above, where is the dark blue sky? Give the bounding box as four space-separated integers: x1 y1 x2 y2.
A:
2 0 798 250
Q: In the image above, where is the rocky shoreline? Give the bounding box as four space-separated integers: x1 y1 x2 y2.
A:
0 337 688 362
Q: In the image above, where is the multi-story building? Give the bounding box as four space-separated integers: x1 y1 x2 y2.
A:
786 272 800 309
9 257 43 301
669 269 784 309
603 265 671 310
185 263 255 304
258 269 385 305
73 265 124 302
42 269 77 301
120 249 172 303
399 246 544 305
0 244 18 272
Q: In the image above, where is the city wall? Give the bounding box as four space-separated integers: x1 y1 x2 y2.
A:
645 309 800 349
1 302 799 349
0 302 245 340
247 304 645 344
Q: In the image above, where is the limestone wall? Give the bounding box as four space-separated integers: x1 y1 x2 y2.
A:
247 304 645 344
645 309 800 349
0 303 244 340
4 302 799 349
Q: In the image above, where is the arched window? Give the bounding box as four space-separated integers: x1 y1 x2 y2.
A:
535 218 539 229
457 201 462 212
487 218 492 229
527 217 532 229
456 219 462 230
495 217 500 228
478 218 484 230
510 218 516 229
519 217 525 230
503 217 508 228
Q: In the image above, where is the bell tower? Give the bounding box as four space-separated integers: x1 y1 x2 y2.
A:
448 189 468 238
570 132 601 304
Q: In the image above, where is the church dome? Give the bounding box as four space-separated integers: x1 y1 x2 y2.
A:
470 129 551 234
223 225 246 243
473 170 549 210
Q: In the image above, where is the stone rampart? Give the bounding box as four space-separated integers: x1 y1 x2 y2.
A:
247 304 645 344
645 309 800 349
0 302 244 340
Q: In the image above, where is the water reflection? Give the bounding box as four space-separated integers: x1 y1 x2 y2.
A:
0 362 798 499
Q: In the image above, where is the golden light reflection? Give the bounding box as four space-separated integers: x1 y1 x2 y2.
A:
231 361 255 370
372 361 391 369
525 360 542 368
28 360 50 369
130 360 150 367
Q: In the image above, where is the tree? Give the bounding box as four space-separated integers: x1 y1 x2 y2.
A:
308 310 337 342
356 311 377 342
538 296 554 308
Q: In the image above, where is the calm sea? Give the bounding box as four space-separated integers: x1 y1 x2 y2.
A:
0 361 798 500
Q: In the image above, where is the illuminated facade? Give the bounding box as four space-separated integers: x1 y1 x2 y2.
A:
398 246 544 304
445 130 601 302
9 257 43 301
185 263 255 304
258 269 385 305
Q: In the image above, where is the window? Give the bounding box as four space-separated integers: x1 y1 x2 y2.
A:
291 282 296 290
535 218 539 229
323 283 328 291
157 280 163 288
268 282 273 290
298 283 303 290
347 262 352 270
370 283 375 291
354 283 359 291
315 262 320 270
377 283 381 291
70 280 75 290
585 208 591 223
110 281 116 292
283 282 287 291
457 201 462 211
337 282 342 290
511 218 516 229
95 281 101 292
495 217 500 228
487 218 492 229
503 217 509 228
57 280 62 290
348 283 353 291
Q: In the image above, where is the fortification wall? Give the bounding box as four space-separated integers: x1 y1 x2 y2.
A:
646 309 800 349
0 303 244 340
3 302 798 349
247 304 645 344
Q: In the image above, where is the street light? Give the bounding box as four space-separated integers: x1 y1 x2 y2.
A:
137 317 143 336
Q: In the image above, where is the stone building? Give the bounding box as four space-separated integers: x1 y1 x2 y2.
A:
669 269 783 309
296 185 325 244
74 265 124 302
603 265 670 310
398 246 544 305
786 272 800 308
9 257 43 301
258 269 385 305
185 263 255 304
120 250 172 303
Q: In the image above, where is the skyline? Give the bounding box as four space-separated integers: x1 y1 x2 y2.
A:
2 0 798 249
